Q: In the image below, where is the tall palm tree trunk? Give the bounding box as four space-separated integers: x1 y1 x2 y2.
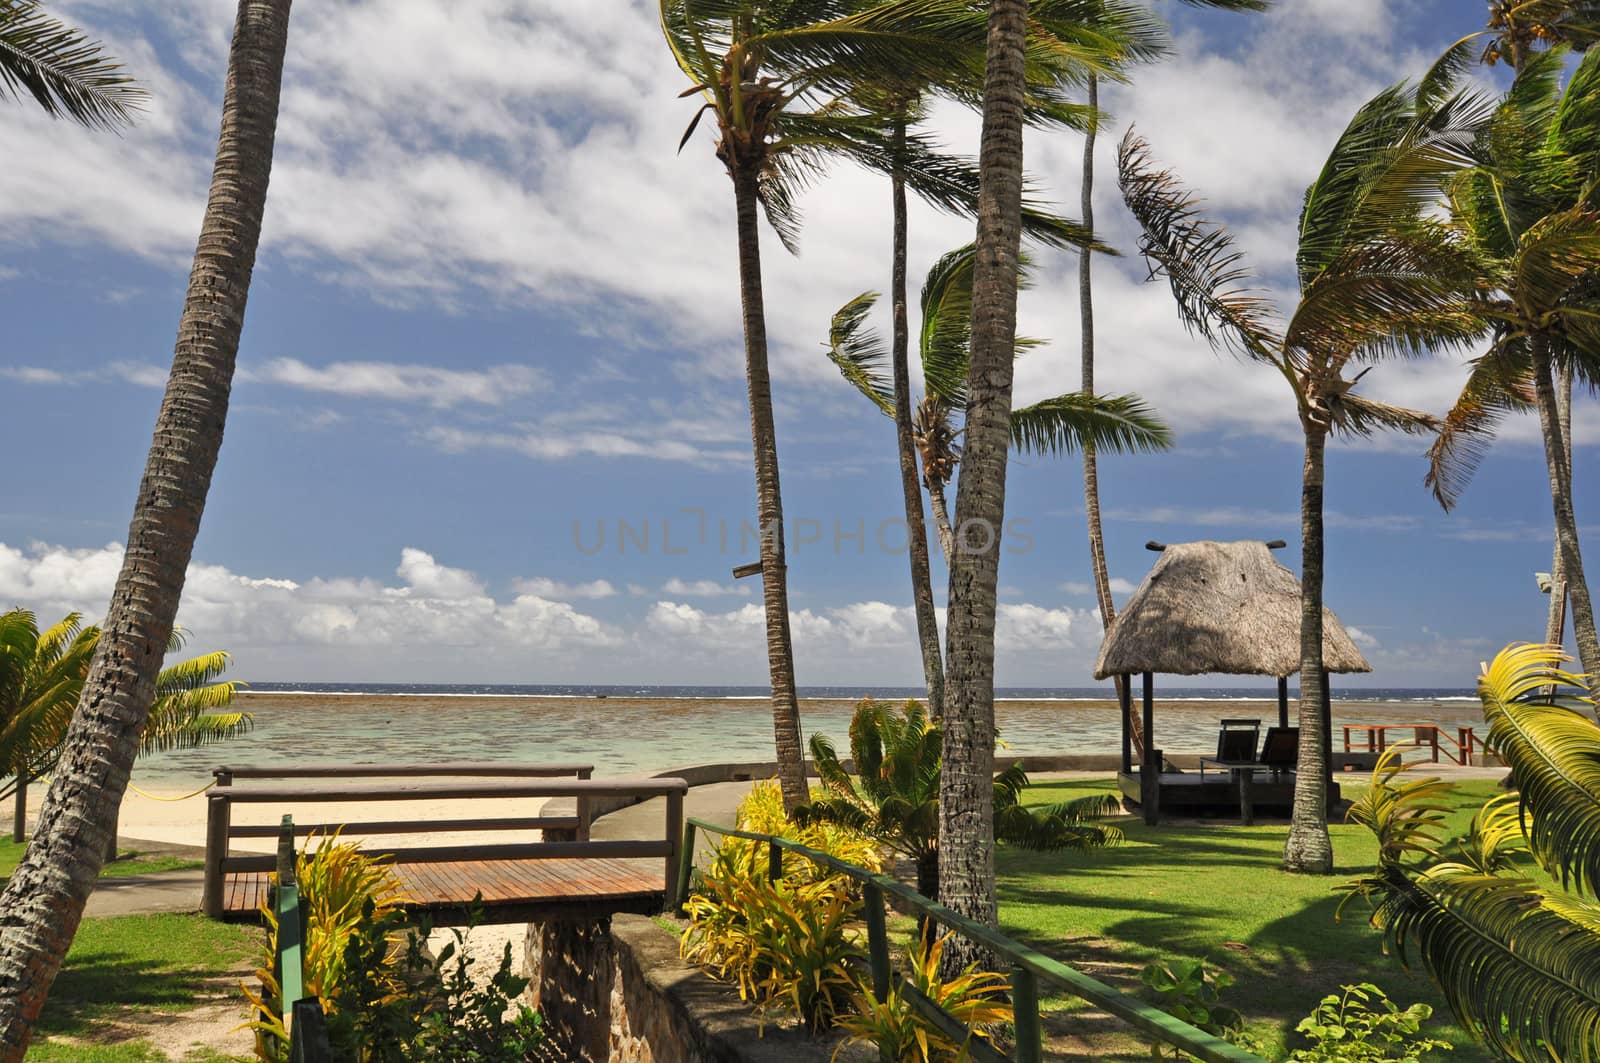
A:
1284 425 1334 873
1545 363 1572 649
731 164 808 810
938 0 1028 978
1531 344 1600 706
8 771 24 845
928 480 955 564
1076 73 1140 757
890 118 947 720
0 2 291 1053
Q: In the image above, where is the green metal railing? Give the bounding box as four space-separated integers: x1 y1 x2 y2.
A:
677 818 1264 1063
271 816 331 1063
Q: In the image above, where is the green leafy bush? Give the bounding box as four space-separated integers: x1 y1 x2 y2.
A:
244 838 542 1061
1141 957 1246 1056
1289 984 1449 1062
833 932 1011 1062
681 853 863 1031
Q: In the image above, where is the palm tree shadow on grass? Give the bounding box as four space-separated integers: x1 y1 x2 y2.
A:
37 945 248 1042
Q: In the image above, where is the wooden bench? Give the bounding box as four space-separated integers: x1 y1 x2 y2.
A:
203 763 688 924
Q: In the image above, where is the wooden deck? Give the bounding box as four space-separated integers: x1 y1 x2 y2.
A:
204 763 688 924
220 855 666 925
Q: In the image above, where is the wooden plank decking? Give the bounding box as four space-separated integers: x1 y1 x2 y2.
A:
204 765 688 923
220 855 666 924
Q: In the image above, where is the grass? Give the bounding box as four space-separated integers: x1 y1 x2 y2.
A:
24 913 257 1062
0 837 203 885
994 775 1506 1060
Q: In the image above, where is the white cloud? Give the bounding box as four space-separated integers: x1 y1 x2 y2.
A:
1109 577 1136 595
1345 625 1379 649
250 358 542 407
513 577 619 600
660 578 749 598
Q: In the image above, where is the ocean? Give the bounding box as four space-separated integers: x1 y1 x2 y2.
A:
129 683 1487 788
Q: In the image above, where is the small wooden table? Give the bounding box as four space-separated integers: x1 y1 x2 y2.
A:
1198 760 1289 825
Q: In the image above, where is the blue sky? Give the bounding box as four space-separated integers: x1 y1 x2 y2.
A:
0 0 1590 687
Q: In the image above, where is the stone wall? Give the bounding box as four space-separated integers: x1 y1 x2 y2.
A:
525 914 866 1063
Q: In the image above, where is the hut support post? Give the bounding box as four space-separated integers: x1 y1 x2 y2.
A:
1140 671 1158 826
1119 675 1133 775
1321 669 1336 811
1277 676 1289 730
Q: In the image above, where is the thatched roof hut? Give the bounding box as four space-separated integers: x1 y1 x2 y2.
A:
1094 540 1371 679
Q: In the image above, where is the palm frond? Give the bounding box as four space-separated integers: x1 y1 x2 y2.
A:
825 291 895 416
1326 393 1439 440
1425 343 1534 510
1476 643 1600 897
918 243 976 407
1343 747 1457 868
1009 391 1172 456
1511 205 1600 320
1117 130 1283 366
139 711 253 756
0 0 147 129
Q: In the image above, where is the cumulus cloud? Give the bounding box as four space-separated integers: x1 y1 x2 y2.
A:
660 578 749 598
513 577 619 599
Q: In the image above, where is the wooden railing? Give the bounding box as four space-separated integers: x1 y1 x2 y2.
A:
676 819 1263 1063
203 763 687 919
1341 725 1477 766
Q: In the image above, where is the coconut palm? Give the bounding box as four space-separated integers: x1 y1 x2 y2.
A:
1118 68 1491 873
1425 46 1600 704
0 0 145 128
0 611 95 842
1454 1 1600 669
0 1 292 1054
1343 643 1600 1062
796 699 1120 902
1071 0 1266 761
0 618 251 845
936 0 1031 977
863 2 1168 720
825 242 1170 588
661 0 1105 809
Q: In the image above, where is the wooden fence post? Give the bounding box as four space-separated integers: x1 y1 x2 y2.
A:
204 791 231 919
864 882 890 1004
663 788 684 909
1012 965 1042 1063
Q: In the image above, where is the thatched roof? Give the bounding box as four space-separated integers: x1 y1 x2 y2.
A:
1093 540 1372 679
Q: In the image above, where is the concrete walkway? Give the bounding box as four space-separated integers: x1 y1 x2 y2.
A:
84 838 208 918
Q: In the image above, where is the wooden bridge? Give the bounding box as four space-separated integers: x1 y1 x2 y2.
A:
203 763 687 923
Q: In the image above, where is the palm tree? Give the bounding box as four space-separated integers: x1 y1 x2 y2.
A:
0 611 95 843
1344 643 1600 1062
937 0 1031 977
1426 46 1600 704
661 0 1072 810
796 699 1120 902
0 0 292 1054
865 2 1167 720
1467 1 1600 675
825 243 1170 646
1071 0 1266 763
1118 68 1490 873
0 616 251 848
0 0 145 128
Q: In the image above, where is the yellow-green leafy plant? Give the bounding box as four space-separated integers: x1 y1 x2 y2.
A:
833 932 1011 1061
1343 643 1600 1062
724 778 883 884
681 844 863 1031
1289 983 1449 1062
243 834 404 1060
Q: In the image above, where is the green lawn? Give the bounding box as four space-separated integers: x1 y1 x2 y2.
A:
998 776 1503 1060
23 913 256 1062
0 838 203 885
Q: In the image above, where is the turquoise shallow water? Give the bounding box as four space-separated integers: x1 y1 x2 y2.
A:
130 692 1489 788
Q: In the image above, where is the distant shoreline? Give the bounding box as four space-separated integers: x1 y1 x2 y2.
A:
235 690 1479 706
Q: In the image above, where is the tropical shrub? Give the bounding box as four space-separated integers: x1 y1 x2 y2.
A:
1141 957 1245 1056
723 778 883 885
796 698 1121 899
1343 643 1600 1062
833 932 1011 1062
681 859 863 1031
245 838 542 1062
1290 984 1449 1062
